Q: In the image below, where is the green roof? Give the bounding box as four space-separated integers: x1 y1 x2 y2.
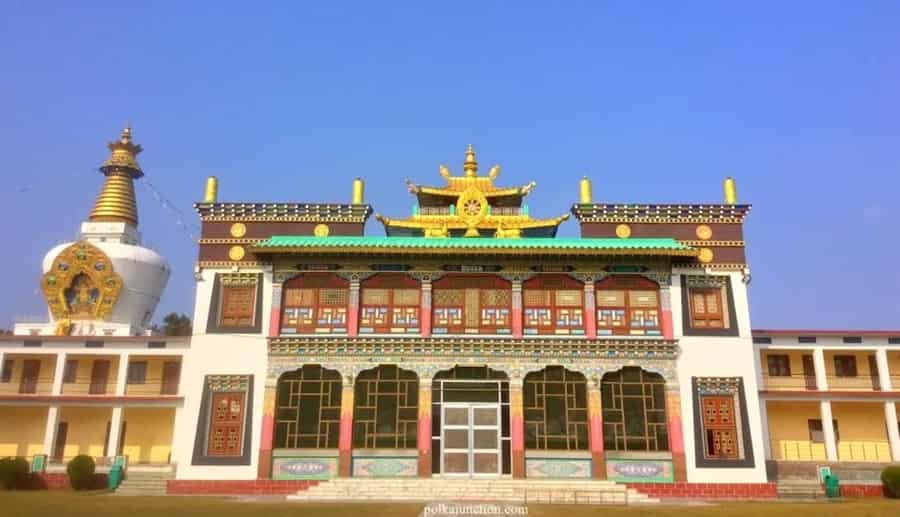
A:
253 236 697 256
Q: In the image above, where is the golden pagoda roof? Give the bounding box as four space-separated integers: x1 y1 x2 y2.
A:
89 126 143 226
378 145 569 238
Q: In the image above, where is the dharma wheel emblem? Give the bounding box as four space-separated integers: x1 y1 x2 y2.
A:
463 199 482 216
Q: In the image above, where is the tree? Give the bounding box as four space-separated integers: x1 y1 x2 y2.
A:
156 313 192 336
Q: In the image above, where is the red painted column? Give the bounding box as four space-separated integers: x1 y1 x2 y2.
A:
510 380 526 478
587 385 606 478
347 280 360 337
417 384 432 476
665 387 687 481
338 378 355 477
511 280 523 339
268 282 283 337
660 286 674 340
583 282 597 339
420 279 432 338
257 385 276 478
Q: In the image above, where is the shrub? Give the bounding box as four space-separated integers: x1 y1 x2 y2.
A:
883 466 900 499
0 457 29 490
66 455 95 491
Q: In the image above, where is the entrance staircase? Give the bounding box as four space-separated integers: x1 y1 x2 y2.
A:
113 467 174 496
776 480 825 499
287 478 658 505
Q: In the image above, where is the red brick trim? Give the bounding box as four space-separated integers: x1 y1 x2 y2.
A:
626 482 778 499
166 479 320 495
840 485 886 498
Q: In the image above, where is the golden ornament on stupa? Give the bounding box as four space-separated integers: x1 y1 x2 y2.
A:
89 126 144 226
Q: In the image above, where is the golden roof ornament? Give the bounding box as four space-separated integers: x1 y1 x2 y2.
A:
89 126 144 226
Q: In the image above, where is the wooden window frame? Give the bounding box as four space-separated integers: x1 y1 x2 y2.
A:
595 275 661 337
808 419 840 443
280 274 349 335
432 275 511 335
691 377 756 468
1 359 12 383
275 365 343 449
700 395 740 460
688 287 725 329
523 275 585 336
601 367 668 452
191 375 254 466
833 355 858 377
766 355 791 377
352 366 419 449
359 274 421 334
523 366 589 450
207 273 263 334
62 359 78 384
127 361 148 385
206 391 247 457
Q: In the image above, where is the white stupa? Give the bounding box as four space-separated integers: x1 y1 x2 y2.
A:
16 127 170 337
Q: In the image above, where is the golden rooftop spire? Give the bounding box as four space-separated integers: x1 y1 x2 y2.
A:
463 144 478 177
89 126 144 226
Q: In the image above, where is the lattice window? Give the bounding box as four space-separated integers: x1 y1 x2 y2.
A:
601 367 668 451
281 274 348 334
217 274 259 328
523 366 588 450
352 365 419 449
701 395 739 459
275 365 342 449
523 276 584 335
359 275 420 334
207 392 246 456
596 276 661 336
689 288 725 328
433 276 511 334
766 355 791 377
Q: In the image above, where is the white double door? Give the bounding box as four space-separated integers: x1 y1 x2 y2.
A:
441 402 501 476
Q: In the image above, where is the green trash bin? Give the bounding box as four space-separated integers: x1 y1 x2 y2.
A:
107 465 123 490
824 474 840 498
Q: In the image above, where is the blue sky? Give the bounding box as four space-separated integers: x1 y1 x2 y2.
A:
1 1 898 330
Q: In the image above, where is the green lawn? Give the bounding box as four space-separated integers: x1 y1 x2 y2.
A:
0 492 898 517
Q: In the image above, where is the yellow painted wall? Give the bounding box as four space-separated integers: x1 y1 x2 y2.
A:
58 407 111 459
765 401 826 460
831 402 890 461
121 408 174 464
61 356 120 395
0 406 47 457
0 354 57 395
124 357 180 396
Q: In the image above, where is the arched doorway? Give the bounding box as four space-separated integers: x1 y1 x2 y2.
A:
432 366 510 476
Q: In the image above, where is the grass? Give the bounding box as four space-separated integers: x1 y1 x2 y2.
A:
0 491 898 517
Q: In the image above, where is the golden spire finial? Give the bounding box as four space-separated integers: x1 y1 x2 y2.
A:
89 126 144 226
463 144 478 177
723 176 737 205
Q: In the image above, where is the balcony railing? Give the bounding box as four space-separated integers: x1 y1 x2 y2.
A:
760 374 818 391
826 375 881 391
0 377 55 395
776 440 827 461
838 441 892 462
60 379 120 396
124 378 180 396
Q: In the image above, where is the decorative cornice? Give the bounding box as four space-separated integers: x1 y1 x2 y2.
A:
198 238 267 245
572 203 751 224
677 240 745 247
268 335 679 360
194 202 373 223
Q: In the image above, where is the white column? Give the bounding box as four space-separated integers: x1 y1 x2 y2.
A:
813 348 829 390
42 405 60 457
885 402 900 462
115 353 130 396
820 400 838 461
759 398 772 460
106 406 124 459
875 349 892 391
51 352 67 395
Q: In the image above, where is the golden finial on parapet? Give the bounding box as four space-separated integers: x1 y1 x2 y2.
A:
579 176 593 204
204 176 219 203
723 177 738 205
352 177 365 204
463 144 478 177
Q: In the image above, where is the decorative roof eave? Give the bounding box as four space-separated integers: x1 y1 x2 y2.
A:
571 203 752 224
194 202 373 222
375 213 570 230
411 182 537 199
251 236 698 257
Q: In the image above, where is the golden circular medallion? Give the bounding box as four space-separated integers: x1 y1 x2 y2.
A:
695 224 712 240
228 245 246 261
230 222 247 238
314 224 330 237
615 224 632 239
698 247 714 264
